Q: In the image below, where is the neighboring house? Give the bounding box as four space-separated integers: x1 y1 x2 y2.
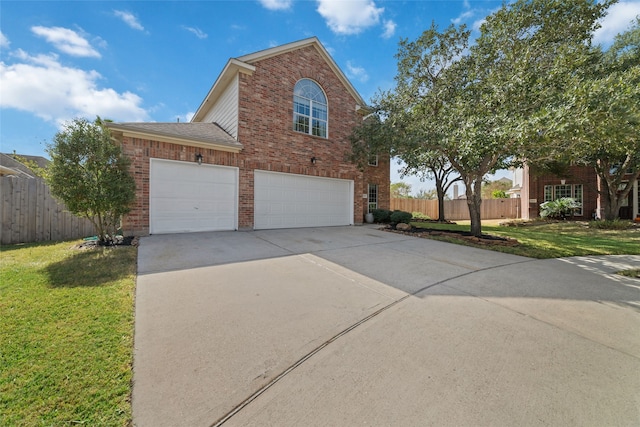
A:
0 153 49 178
107 37 389 235
512 164 639 220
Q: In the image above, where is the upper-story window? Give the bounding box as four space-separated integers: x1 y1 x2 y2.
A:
293 79 327 138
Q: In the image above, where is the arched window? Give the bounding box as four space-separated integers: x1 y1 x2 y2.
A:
293 79 327 138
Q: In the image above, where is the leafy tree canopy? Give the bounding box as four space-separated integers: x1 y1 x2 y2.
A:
46 117 136 243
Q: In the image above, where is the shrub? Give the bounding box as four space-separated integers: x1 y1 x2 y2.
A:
390 210 412 224
589 219 632 230
412 211 431 220
371 209 392 223
539 198 581 220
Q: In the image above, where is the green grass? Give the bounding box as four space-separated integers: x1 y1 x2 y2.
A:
412 220 640 259
0 241 137 426
618 269 640 279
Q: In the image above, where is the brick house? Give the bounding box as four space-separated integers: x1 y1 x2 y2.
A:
510 164 639 220
107 37 389 235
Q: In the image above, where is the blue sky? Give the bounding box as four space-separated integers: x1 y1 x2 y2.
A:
2 0 639 194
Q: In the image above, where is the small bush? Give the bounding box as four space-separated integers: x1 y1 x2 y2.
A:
589 219 632 230
412 211 431 220
371 209 392 223
540 198 581 219
390 210 412 224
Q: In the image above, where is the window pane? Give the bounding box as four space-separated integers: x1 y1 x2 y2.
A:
573 185 583 215
368 184 378 213
554 185 572 199
312 104 327 120
312 119 327 137
294 115 309 133
544 185 553 202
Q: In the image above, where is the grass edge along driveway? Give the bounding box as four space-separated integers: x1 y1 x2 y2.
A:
412 220 640 259
1 241 136 427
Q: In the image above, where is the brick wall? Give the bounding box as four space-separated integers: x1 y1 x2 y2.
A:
235 45 388 228
527 165 599 219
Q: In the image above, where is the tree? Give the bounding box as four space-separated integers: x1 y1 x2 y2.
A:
482 178 512 199
534 18 640 220
391 181 412 198
46 117 136 244
352 0 610 236
415 188 438 200
349 23 468 224
439 0 610 236
10 153 47 178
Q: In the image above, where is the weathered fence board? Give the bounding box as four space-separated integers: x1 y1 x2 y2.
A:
391 198 521 221
0 176 95 245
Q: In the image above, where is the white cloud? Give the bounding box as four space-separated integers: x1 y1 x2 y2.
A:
0 31 10 49
183 26 208 39
472 18 486 32
316 0 384 35
452 10 474 25
0 49 149 125
31 26 101 58
114 10 145 31
594 1 640 46
258 0 293 11
382 20 396 39
346 61 369 83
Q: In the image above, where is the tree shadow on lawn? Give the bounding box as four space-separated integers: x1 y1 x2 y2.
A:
46 246 137 288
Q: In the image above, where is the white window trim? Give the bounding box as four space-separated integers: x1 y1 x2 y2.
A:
368 183 378 213
293 79 328 138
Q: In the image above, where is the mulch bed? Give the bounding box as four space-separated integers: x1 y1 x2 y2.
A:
384 225 520 247
74 236 139 250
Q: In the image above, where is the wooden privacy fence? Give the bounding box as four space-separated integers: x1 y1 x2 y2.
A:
391 198 521 221
1 176 95 245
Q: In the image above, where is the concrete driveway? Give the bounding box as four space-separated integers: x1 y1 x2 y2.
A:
134 226 640 426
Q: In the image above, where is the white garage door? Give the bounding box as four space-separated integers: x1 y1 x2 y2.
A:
254 170 353 229
150 159 238 234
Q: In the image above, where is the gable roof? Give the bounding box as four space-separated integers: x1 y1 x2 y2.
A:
106 122 243 153
192 37 367 123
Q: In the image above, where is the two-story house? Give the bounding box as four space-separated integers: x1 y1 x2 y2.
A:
107 37 389 235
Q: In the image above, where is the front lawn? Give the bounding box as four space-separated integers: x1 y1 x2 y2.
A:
0 241 137 426
411 221 640 259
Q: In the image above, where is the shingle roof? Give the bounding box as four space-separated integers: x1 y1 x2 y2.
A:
0 153 49 178
107 122 242 150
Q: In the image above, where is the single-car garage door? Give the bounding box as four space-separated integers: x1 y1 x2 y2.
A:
254 170 353 229
150 159 238 234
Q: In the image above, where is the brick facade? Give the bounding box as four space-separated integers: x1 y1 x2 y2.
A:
116 40 389 235
526 165 600 219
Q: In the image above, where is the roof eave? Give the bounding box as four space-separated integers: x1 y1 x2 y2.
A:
107 124 243 154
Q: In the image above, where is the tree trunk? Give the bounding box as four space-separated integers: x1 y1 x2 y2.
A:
435 179 447 222
465 177 483 237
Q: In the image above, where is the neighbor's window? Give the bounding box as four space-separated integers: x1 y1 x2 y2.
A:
368 154 379 166
544 183 583 215
293 79 327 138
573 185 583 215
554 184 572 199
368 184 378 213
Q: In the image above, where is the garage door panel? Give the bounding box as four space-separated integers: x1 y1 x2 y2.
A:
254 170 352 229
150 159 238 234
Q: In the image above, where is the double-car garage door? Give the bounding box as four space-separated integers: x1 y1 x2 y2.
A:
149 159 352 234
254 170 352 229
